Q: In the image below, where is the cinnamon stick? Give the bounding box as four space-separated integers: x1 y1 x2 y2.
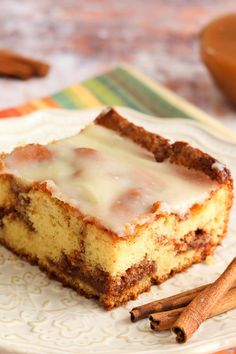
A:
130 283 207 322
0 49 49 79
150 286 236 331
0 57 34 80
172 257 236 343
150 307 184 331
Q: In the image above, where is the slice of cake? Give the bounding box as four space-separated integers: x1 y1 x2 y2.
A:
0 108 233 309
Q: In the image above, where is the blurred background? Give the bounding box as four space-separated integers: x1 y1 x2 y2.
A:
0 0 236 130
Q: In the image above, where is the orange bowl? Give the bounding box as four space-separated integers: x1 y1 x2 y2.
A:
200 14 236 106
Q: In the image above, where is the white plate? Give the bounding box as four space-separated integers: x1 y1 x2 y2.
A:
0 107 235 354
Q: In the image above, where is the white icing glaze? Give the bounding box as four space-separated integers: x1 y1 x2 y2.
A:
4 124 217 235
212 161 225 172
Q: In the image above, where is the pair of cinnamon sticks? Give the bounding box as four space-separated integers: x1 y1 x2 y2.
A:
130 257 236 343
0 49 49 80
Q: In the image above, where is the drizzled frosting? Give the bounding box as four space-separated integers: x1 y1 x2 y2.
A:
3 124 217 235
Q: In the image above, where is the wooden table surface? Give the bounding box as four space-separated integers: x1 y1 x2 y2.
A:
0 1 236 353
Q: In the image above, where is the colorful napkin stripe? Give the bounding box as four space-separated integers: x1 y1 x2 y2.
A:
0 64 235 142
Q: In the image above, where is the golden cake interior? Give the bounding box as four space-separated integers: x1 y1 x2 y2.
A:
0 108 233 309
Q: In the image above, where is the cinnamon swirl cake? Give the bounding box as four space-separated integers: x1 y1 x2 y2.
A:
0 108 233 309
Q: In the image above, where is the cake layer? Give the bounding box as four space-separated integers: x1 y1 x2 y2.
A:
0 168 232 308
0 176 231 275
0 185 229 309
0 108 233 309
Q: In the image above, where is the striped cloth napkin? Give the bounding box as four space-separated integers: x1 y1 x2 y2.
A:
0 64 235 143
